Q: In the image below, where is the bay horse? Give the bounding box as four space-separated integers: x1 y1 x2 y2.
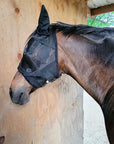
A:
9 5 114 144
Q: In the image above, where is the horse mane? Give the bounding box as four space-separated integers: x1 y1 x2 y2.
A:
50 22 114 37
27 22 114 41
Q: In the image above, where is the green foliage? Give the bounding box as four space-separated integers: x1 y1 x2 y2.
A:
87 12 114 27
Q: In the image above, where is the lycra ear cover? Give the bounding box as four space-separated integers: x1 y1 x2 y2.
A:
37 5 50 35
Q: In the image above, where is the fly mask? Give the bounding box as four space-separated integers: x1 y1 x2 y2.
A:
18 5 60 88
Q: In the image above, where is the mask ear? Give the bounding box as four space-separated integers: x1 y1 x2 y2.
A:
37 5 50 35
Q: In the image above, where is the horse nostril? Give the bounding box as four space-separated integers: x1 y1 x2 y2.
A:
19 92 23 101
9 88 13 99
16 92 24 105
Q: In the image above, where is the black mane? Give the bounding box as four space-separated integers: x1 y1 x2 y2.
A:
28 22 114 41
50 22 114 37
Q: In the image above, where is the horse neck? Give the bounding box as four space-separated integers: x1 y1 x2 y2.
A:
57 32 113 106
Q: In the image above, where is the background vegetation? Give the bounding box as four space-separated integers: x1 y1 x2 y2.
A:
87 12 114 27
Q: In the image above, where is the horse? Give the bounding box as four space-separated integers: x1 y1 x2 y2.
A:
9 5 114 144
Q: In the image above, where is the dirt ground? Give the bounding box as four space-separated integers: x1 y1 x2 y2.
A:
83 91 109 144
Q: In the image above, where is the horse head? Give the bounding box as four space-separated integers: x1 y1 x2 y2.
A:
9 5 60 105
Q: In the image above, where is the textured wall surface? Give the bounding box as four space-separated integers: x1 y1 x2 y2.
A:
83 91 110 144
0 0 87 143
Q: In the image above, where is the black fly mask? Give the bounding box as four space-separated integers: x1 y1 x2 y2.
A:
18 5 60 88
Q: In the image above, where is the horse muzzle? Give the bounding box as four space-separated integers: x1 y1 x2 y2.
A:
9 88 30 105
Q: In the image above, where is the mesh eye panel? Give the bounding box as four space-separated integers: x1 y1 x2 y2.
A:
18 29 60 88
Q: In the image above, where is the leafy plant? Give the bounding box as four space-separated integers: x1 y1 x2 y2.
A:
87 12 114 27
